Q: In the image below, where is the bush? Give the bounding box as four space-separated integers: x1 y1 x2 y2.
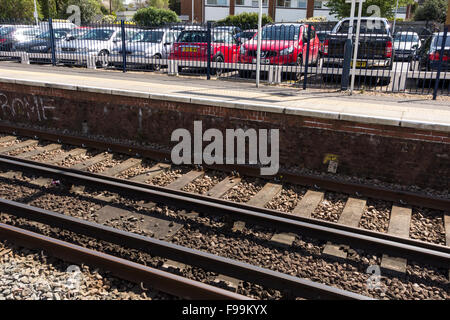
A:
101 15 116 24
216 12 273 30
133 6 179 27
298 16 328 23
413 0 447 23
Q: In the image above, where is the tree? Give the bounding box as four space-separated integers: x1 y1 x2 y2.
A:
325 0 415 20
169 0 181 15
38 0 58 19
216 12 274 29
0 0 40 21
61 0 102 24
413 0 447 23
133 6 179 26
146 0 169 9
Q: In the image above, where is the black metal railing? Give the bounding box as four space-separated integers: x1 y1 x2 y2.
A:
0 19 448 97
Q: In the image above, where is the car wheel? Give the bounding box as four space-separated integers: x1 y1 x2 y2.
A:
211 55 224 76
97 50 109 68
151 54 162 71
295 55 303 81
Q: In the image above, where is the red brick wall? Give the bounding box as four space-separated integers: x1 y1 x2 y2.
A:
0 83 448 190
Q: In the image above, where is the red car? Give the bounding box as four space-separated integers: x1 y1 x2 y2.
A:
169 27 240 75
239 23 320 76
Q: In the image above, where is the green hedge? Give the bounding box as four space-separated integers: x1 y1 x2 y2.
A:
133 6 180 27
215 12 273 30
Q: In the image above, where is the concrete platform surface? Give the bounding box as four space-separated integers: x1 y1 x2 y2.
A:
0 63 449 132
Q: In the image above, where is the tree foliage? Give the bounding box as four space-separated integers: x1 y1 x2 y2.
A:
216 12 274 30
0 0 40 21
133 6 179 26
38 0 58 19
146 0 169 9
413 0 447 23
325 0 414 20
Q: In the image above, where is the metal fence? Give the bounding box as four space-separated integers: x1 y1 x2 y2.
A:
0 18 448 97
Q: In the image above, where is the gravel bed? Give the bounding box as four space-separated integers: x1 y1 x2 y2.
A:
7 144 40 156
117 160 159 180
30 146 69 162
182 170 228 195
222 178 265 203
0 240 170 300
0 138 22 148
150 166 192 187
265 184 307 213
0 179 39 201
409 208 446 245
86 154 127 174
311 192 347 223
358 200 391 233
57 151 92 167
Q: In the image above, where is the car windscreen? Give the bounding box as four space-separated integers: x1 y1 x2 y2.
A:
434 35 450 47
258 26 300 41
337 20 387 34
177 31 208 43
0 27 14 36
132 30 164 43
317 32 329 41
394 34 419 42
240 32 256 40
37 29 68 39
80 29 114 41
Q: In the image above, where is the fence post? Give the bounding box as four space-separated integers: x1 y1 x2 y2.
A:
207 21 212 80
49 18 56 66
121 20 127 73
432 26 448 100
303 24 311 90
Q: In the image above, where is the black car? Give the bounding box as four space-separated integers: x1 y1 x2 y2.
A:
14 28 71 54
410 32 449 71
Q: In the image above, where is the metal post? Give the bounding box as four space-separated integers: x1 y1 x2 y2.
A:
121 20 127 73
192 0 195 23
350 0 364 95
341 0 357 90
49 18 56 66
256 0 263 88
392 0 399 35
433 26 448 100
33 0 39 25
207 21 212 80
303 25 311 90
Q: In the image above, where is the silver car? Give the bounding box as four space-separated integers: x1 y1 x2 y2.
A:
394 31 421 61
111 29 180 70
57 27 136 67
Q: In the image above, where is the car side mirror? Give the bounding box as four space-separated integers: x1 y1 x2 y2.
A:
164 42 172 46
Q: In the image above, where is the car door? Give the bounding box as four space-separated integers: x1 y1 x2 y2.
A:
162 31 176 59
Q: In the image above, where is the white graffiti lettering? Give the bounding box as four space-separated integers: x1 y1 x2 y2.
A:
0 93 57 122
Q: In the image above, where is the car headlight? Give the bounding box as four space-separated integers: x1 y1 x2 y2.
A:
280 46 294 55
240 45 246 55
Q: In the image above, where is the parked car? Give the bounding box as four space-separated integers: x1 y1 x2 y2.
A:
239 23 320 79
0 26 41 51
58 27 137 67
235 29 257 44
111 28 180 70
14 28 71 54
410 32 450 71
393 31 421 61
322 17 394 84
316 30 331 56
169 27 240 75
64 27 92 42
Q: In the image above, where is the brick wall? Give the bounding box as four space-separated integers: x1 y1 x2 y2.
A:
0 83 448 190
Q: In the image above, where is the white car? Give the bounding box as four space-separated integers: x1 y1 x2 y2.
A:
394 31 421 61
111 28 180 70
58 27 136 67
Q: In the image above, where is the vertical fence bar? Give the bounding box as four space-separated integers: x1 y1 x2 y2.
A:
49 18 56 66
121 20 126 73
303 24 311 90
207 21 212 80
433 26 448 100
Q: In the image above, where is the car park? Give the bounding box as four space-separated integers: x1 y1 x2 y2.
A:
0 26 41 51
316 30 330 56
14 28 71 54
394 31 421 61
111 28 180 70
235 29 257 44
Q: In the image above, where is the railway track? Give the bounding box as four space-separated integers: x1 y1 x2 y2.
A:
0 129 448 299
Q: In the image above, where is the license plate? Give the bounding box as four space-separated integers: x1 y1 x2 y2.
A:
351 61 367 68
182 47 197 53
253 58 270 64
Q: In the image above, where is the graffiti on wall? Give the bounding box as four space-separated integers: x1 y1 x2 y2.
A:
0 92 58 122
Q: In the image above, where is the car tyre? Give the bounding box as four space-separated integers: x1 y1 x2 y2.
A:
295 55 303 81
151 54 162 71
97 50 109 68
211 55 224 76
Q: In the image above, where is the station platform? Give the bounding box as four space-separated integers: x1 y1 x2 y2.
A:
0 62 449 133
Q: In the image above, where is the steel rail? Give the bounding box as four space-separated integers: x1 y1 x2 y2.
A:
0 124 448 211
0 155 449 269
0 222 250 300
0 199 370 300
